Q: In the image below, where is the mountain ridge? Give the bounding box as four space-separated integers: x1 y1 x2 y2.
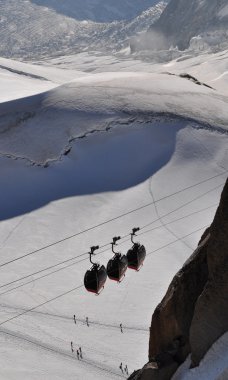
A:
0 0 166 59
150 0 228 50
31 0 163 22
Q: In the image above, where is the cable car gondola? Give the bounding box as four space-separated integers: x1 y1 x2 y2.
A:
127 228 146 271
107 237 128 282
84 246 107 294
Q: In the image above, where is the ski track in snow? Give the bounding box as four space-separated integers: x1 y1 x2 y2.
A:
0 327 125 379
0 48 228 379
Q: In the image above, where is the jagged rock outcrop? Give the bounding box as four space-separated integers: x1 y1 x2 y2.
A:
131 0 228 52
150 0 228 50
148 234 209 363
190 177 228 366
129 178 228 380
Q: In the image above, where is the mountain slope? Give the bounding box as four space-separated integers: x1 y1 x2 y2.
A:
0 0 166 59
0 48 227 380
150 0 228 50
0 110 226 379
31 0 163 22
1 68 228 167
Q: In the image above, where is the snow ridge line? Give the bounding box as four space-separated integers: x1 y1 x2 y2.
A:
0 115 136 166
0 64 48 81
187 127 228 173
0 113 228 166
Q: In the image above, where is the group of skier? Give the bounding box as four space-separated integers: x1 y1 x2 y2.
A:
70 342 83 360
119 362 128 375
71 316 129 374
73 315 89 327
73 315 125 332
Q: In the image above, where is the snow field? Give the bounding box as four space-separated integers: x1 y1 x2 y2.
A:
0 50 227 379
1 67 228 168
173 333 228 380
0 120 227 379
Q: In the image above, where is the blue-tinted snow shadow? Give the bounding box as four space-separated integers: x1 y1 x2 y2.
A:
0 122 184 220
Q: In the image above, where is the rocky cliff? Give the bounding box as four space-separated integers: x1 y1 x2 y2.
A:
151 0 228 50
129 178 228 380
131 0 228 52
155 0 228 49
190 177 228 367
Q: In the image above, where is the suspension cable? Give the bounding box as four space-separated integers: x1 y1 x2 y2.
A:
0 223 208 328
0 172 225 269
0 203 217 295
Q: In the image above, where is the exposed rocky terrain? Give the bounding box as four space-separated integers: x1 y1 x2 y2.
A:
151 0 228 50
129 178 228 379
0 0 166 59
131 0 228 52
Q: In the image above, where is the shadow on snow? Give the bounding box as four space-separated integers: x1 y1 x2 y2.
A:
0 121 184 220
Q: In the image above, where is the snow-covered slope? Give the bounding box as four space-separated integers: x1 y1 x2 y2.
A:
173 333 228 380
0 48 228 164
0 118 226 380
0 1 166 59
0 50 227 380
0 56 88 102
1 60 228 165
42 49 228 95
31 0 163 22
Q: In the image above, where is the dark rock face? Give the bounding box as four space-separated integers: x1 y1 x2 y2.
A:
149 234 209 363
129 178 228 380
148 0 228 50
131 361 179 380
190 178 228 366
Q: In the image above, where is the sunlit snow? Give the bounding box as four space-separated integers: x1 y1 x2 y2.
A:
0 3 227 380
